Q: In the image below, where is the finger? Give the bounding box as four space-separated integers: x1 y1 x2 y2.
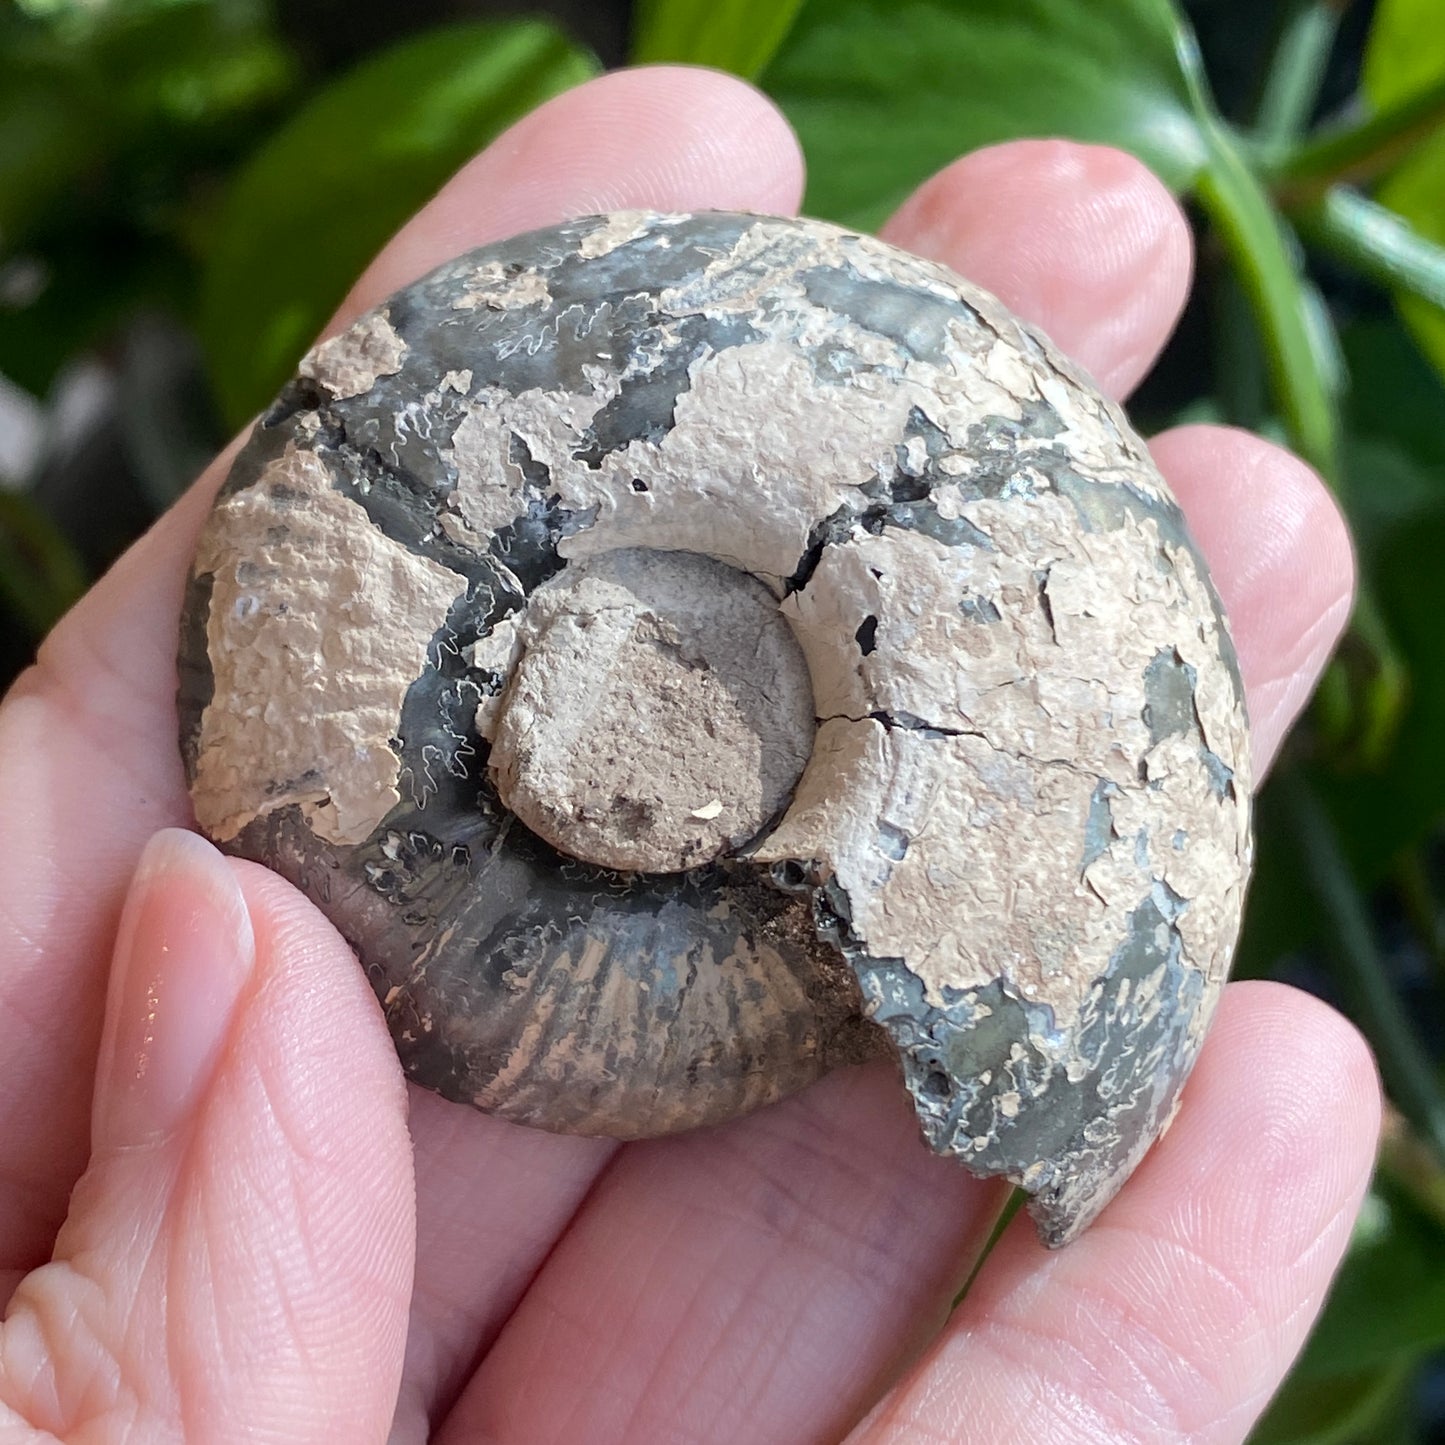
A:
338 63 805 326
390 1097 613 1445
0 830 413 1443
850 983 1381 1445
1151 424 1355 777
0 63 802 1300
880 140 1192 400
436 1065 1005 1445
444 424 1351 1442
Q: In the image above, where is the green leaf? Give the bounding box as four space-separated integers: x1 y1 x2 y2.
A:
1364 0 1445 112
1315 491 1445 871
632 0 807 78
1361 0 1445 382
1298 188 1445 323
1249 1360 1411 1444
198 19 598 427
1254 2 1343 151
1301 1179 1445 1378
1374 138 1445 381
761 0 1216 230
1297 583 1439 892
90 0 298 134
1340 317 1445 471
1238 321 1445 980
0 19 105 250
1274 771 1445 1163
1273 0 1445 192
0 85 98 250
1195 126 1340 479
1283 321 1445 875
0 2 297 254
0 0 293 399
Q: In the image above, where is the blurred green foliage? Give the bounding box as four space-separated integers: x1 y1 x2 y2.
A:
1367 0 1445 378
6 0 1445 1437
0 0 298 395
632 0 804 79
765 0 1214 225
199 18 597 423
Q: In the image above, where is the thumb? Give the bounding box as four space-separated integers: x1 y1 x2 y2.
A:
0 829 415 1444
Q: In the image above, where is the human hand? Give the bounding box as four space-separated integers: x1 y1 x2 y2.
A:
0 67 1378 1444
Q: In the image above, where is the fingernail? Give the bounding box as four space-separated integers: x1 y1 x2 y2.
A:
93 829 255 1150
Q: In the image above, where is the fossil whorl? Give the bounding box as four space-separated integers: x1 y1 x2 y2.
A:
178 210 1252 1246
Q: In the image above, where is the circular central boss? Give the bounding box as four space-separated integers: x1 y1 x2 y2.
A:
481 549 815 873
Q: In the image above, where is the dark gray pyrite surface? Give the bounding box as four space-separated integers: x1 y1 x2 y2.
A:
179 210 1253 1246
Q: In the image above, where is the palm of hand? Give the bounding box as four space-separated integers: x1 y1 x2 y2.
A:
0 68 1377 1445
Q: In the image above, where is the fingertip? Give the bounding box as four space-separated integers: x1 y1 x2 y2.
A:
93 828 256 1151
339 64 805 325
466 63 806 217
1152 424 1357 775
191 855 416 1438
1211 977 1380 1105
552 65 806 214
860 982 1382 1445
1118 981 1381 1257
29 844 414 1444
227 855 412 1124
1178 981 1382 1219
880 139 1192 398
93 830 410 1154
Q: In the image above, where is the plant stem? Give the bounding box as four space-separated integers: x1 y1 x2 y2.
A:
1195 129 1408 760
1343 587 1410 771
1211 272 1269 431
1274 69 1445 189
1378 1107 1445 1234
1255 0 1345 150
953 1184 1025 1309
1280 769 1445 1165
1194 125 1339 478
0 492 86 639
1395 851 1445 980
1297 186 1445 311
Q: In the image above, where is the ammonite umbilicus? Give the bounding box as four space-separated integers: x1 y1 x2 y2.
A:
178 211 1252 1246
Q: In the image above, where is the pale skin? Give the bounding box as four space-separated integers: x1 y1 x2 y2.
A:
0 67 1380 1444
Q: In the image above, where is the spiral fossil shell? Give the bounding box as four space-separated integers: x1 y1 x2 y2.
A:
178 210 1252 1246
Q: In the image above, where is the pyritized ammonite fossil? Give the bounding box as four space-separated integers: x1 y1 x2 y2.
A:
178 211 1252 1246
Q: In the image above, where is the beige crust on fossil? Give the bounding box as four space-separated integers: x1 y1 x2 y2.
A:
760 501 1250 1032
191 441 463 844
299 311 408 401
